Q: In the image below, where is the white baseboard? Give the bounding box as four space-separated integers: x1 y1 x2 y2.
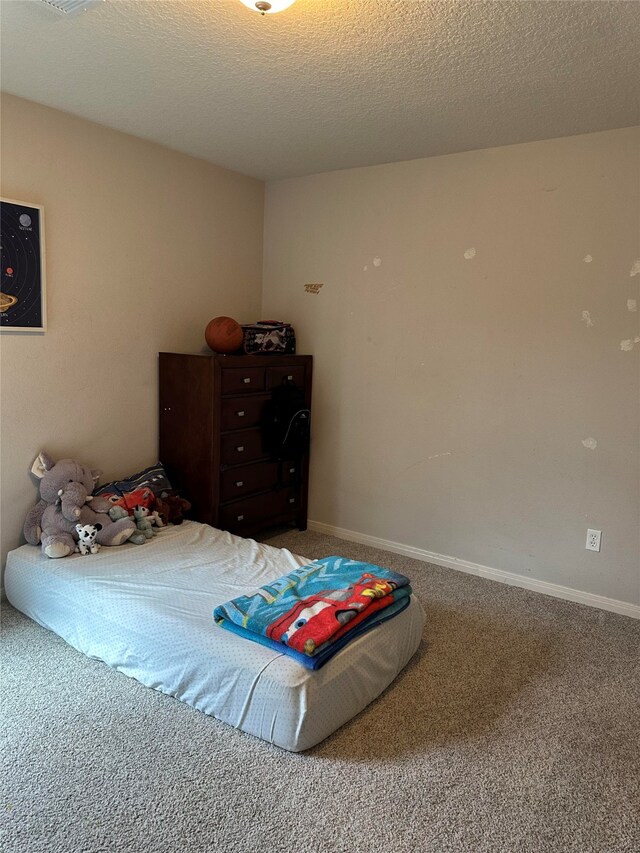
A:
307 520 640 620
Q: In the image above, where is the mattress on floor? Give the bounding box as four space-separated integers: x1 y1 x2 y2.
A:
4 521 425 752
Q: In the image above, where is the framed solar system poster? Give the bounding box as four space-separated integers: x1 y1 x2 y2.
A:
1 198 46 332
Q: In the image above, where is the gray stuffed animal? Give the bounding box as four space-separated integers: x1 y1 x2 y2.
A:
23 451 145 558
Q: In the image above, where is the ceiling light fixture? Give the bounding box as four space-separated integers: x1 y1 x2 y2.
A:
239 0 296 15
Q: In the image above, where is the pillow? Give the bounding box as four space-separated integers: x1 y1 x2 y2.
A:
94 462 172 498
102 488 156 513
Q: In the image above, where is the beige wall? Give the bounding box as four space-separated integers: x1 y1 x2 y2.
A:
2 99 638 609
263 127 640 606
0 95 264 573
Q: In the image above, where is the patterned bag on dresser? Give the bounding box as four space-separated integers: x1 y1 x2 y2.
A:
241 321 296 354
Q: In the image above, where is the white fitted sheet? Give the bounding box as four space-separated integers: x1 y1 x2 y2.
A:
4 521 425 751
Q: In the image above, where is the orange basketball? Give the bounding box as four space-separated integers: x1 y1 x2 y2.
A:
205 316 244 354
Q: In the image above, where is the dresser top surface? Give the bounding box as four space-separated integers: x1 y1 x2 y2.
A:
159 352 312 367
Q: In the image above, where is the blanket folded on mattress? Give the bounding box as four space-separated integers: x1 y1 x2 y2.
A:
213 556 412 670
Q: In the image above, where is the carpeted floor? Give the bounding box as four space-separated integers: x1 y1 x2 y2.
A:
2 528 639 853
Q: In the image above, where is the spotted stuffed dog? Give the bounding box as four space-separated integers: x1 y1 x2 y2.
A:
75 523 102 555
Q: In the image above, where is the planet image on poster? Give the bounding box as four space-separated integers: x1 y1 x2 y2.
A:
0 293 18 311
19 214 32 228
205 316 244 353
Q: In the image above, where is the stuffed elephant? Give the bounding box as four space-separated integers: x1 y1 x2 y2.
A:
23 451 145 558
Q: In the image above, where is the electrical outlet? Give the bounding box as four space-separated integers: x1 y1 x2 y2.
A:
586 529 602 552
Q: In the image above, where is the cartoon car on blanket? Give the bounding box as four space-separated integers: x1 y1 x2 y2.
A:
266 573 397 656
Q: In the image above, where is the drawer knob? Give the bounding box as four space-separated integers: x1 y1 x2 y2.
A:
287 374 293 380
242 377 251 384
289 467 295 474
289 497 295 504
236 411 245 417
236 445 245 452
235 481 244 487
237 514 244 521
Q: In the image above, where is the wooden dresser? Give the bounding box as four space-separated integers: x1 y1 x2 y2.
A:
159 352 312 537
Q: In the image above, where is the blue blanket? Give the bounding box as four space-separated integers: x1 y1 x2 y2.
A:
213 556 412 670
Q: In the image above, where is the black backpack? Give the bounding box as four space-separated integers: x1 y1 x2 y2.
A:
261 381 310 480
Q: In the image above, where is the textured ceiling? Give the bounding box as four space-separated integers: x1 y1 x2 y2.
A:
1 0 639 180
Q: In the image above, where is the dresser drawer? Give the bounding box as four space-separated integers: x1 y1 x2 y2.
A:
220 459 301 501
281 461 301 483
219 492 275 531
220 461 278 501
220 394 269 431
220 429 266 467
221 367 265 395
219 488 300 532
280 488 301 511
267 365 305 389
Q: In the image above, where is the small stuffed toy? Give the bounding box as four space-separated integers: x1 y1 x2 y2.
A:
108 505 147 543
108 505 128 522
156 491 192 526
133 505 155 539
75 523 102 555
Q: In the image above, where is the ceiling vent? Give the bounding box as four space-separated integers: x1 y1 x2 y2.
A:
40 0 104 16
